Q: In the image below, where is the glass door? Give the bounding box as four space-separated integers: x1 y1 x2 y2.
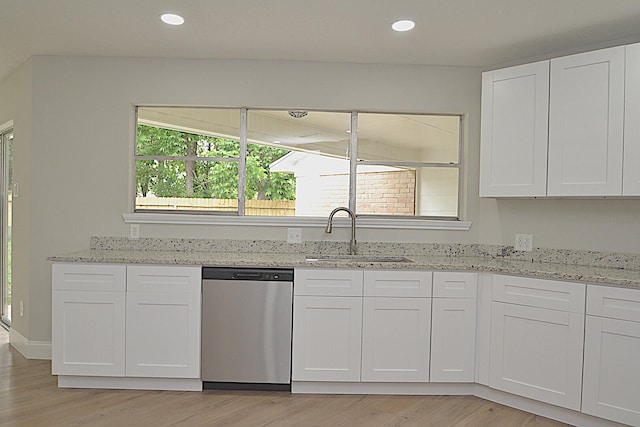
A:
1 128 13 326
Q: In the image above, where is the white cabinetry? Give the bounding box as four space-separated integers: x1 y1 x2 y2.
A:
430 272 477 382
361 270 432 382
52 264 126 376
480 61 549 197
548 46 625 196
624 42 640 196
582 285 640 425
489 275 585 410
52 263 201 389
292 295 363 382
126 266 201 378
292 269 433 383
292 269 363 382
480 44 635 198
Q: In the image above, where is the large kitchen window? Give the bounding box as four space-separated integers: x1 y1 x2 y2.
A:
134 107 461 220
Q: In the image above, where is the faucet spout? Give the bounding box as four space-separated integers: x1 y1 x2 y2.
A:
325 207 357 255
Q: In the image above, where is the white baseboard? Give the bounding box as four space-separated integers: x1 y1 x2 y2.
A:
9 328 52 360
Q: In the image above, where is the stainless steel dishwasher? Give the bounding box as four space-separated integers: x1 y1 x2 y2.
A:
201 267 293 391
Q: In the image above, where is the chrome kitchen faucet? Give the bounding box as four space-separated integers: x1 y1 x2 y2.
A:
325 207 357 255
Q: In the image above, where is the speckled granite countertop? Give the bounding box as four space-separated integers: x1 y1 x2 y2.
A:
48 237 640 288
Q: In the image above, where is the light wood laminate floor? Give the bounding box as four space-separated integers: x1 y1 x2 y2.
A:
0 328 569 427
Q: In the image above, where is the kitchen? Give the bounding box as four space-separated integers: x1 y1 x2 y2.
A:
2 1 640 426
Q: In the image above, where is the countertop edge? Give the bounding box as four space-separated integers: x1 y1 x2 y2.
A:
47 250 640 289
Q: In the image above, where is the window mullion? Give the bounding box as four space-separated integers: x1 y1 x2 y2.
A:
135 155 239 162
356 160 459 168
238 108 247 216
349 112 358 212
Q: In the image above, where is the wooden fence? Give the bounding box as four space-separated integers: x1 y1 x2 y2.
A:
136 197 296 216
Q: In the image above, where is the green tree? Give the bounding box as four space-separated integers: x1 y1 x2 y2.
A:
136 124 296 200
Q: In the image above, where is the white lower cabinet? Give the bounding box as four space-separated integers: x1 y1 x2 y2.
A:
489 275 585 411
52 263 201 387
52 289 126 376
430 298 476 382
361 270 432 382
490 302 584 410
292 295 362 381
125 265 201 379
52 264 127 376
126 291 201 378
430 272 477 383
582 285 640 425
292 268 433 383
361 297 430 382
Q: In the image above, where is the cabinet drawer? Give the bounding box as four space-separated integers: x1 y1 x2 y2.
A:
433 271 477 298
294 268 363 297
127 265 201 294
492 274 585 313
587 284 640 322
53 263 126 292
364 270 432 297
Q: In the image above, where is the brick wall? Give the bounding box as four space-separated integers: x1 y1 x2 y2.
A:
355 170 416 215
295 169 416 216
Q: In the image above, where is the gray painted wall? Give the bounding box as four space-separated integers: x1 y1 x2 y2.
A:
1 54 639 344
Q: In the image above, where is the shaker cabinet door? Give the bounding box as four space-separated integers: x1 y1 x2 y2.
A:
292 296 363 382
548 46 625 196
361 297 430 382
125 291 201 378
582 316 640 426
480 61 549 197
52 290 126 376
489 302 584 410
430 297 476 383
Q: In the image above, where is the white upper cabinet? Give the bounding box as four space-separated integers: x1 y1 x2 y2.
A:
548 46 625 196
480 61 550 197
480 43 640 198
624 42 640 196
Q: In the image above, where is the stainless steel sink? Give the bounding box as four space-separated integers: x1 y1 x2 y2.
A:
305 255 414 263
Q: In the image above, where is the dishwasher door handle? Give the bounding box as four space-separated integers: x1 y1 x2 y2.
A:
232 272 262 280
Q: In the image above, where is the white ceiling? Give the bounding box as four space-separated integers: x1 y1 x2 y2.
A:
3 0 640 83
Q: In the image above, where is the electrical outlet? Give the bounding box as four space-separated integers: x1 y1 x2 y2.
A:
515 234 533 252
287 228 302 243
130 224 140 239
19 301 23 317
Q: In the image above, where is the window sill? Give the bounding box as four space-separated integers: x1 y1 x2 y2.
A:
122 213 472 231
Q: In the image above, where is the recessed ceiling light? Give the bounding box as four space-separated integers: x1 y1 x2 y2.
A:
392 19 415 32
160 13 185 26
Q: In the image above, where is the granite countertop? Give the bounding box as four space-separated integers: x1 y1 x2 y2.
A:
48 247 640 289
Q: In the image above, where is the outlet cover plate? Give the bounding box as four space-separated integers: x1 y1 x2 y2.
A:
130 224 140 239
287 228 302 243
515 234 533 252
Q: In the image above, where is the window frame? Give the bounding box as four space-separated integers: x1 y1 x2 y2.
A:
128 107 470 231
0 122 13 327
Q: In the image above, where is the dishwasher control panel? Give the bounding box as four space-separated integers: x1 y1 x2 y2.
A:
202 267 293 282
